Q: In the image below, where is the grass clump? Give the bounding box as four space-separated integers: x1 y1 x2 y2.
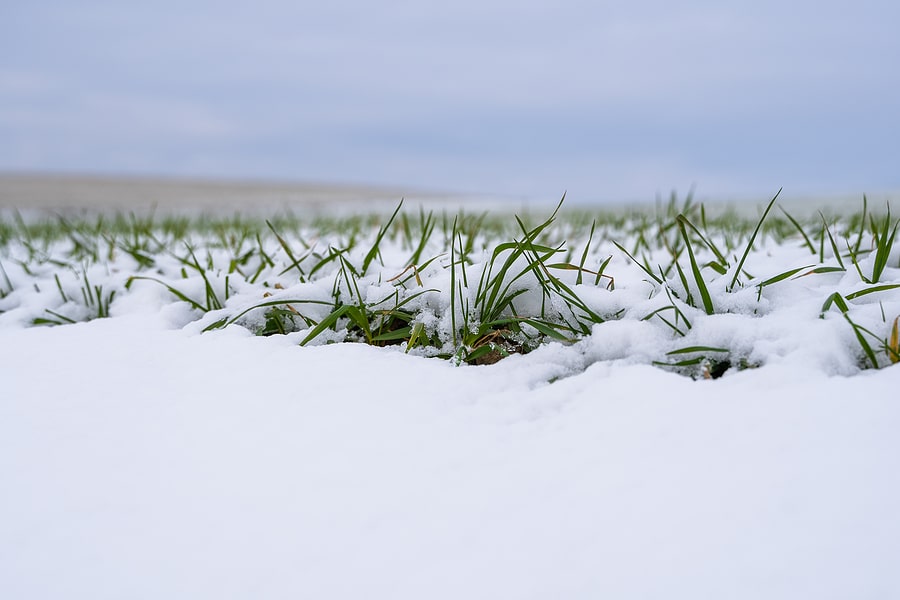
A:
3 191 900 376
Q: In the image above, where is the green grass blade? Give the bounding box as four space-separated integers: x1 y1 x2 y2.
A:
300 304 353 346
819 213 846 270
729 188 780 291
779 206 816 254
755 265 815 300
576 220 596 285
612 241 662 284
845 284 900 301
362 200 403 275
677 217 714 315
666 345 729 355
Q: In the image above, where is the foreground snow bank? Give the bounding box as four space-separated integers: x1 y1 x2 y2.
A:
3 313 899 599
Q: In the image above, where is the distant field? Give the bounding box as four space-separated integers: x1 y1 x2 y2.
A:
2 173 893 220
0 173 504 216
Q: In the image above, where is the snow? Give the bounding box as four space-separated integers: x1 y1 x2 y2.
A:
3 311 900 599
3 202 900 598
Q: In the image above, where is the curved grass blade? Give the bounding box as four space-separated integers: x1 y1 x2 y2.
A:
612 240 662 284
203 297 333 331
126 275 207 311
845 284 900 301
362 200 403 275
666 345 729 355
677 217 714 315
779 206 816 254
729 188 781 291
755 265 815 300
300 304 354 346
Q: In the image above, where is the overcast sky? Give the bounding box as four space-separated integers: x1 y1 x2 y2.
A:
2 0 898 202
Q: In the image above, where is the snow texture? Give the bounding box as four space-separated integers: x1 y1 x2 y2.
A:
2 311 900 599
3 206 900 598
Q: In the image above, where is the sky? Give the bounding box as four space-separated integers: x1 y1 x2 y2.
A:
1 0 898 203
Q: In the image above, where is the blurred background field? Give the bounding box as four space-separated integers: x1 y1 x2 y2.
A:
0 173 892 221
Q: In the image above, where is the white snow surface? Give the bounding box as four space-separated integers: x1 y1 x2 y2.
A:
4 207 900 598
3 310 900 599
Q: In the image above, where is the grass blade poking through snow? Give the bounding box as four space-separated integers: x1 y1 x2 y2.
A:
267 220 308 281
613 240 663 285
820 292 880 368
677 215 714 315
728 188 781 292
845 284 900 301
576 220 595 285
819 214 846 271
654 345 733 379
362 200 403 276
779 206 816 255
4 192 900 374
755 265 815 301
868 205 899 284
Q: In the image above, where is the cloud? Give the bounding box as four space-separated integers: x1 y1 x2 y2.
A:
2 0 898 198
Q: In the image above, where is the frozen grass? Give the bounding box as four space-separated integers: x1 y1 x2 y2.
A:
2 191 900 377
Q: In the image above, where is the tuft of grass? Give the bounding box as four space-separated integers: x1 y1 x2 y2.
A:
3 191 900 375
861 204 898 284
654 346 738 380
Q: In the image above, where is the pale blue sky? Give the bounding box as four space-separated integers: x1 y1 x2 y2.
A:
2 0 898 202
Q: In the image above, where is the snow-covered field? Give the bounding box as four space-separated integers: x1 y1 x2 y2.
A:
2 195 900 598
